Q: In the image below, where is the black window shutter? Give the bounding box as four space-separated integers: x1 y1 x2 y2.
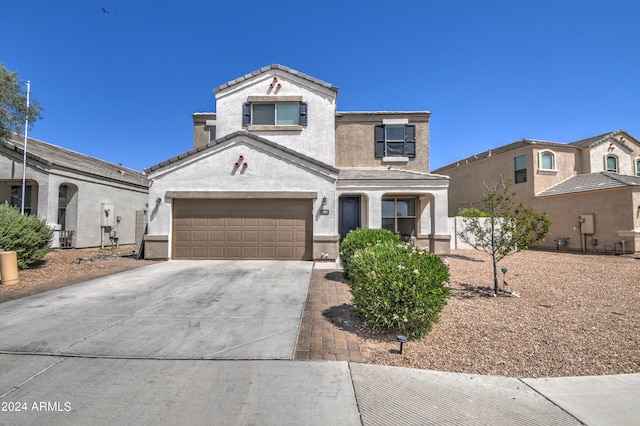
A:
242 103 251 126
405 125 416 158
374 125 385 158
299 102 308 126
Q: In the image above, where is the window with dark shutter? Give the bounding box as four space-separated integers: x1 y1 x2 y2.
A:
374 124 417 158
243 101 307 127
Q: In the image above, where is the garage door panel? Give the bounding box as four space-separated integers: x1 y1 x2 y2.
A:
173 199 311 260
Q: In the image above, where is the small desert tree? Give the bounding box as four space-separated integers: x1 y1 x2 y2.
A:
459 179 551 295
0 61 43 142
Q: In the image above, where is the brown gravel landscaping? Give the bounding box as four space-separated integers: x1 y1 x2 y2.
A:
353 249 640 378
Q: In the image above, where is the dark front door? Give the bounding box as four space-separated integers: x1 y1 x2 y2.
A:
339 196 361 240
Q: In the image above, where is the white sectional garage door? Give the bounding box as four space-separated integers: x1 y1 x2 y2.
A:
172 199 312 260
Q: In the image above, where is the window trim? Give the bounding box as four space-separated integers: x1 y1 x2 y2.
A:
374 124 416 159
605 154 618 173
538 151 556 171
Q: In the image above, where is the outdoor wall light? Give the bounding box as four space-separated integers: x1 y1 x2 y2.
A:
242 162 248 168
234 162 240 168
155 197 161 206
320 197 329 215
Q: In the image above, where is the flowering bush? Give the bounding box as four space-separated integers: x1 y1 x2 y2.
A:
339 228 401 277
347 241 451 337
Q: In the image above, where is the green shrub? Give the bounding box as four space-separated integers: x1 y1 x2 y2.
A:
458 207 489 217
348 241 450 338
340 228 401 275
0 202 53 269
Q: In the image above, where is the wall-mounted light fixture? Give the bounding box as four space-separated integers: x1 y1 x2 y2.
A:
242 162 248 168
320 197 329 215
156 197 162 206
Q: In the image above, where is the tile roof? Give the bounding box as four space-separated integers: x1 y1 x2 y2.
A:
213 64 339 94
144 130 340 174
338 168 449 181
3 135 148 187
536 172 640 197
569 131 621 148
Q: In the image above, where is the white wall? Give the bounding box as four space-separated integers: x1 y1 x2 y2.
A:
146 135 338 256
214 69 337 166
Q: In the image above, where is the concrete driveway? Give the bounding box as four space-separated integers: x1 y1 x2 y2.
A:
0 261 312 360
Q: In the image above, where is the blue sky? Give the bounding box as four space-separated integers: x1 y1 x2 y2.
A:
3 0 639 172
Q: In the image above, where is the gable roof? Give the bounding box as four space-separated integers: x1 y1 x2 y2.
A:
569 130 622 148
145 130 339 175
536 172 640 197
3 135 148 187
213 64 339 94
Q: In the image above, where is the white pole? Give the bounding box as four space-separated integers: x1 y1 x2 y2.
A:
21 80 30 215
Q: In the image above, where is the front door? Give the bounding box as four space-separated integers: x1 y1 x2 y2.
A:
339 196 361 240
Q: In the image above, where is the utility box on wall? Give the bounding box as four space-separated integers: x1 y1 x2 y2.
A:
580 214 595 234
101 203 115 227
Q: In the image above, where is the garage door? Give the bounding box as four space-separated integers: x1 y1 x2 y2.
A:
172 199 312 260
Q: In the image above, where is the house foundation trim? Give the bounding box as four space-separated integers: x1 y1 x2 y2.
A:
143 234 169 260
313 234 340 261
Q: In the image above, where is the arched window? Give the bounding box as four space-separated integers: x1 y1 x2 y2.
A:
539 151 555 170
605 155 618 173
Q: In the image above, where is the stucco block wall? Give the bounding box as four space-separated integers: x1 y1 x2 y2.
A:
335 112 430 171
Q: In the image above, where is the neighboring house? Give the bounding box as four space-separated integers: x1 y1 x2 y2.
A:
144 64 450 261
433 130 640 255
0 134 149 248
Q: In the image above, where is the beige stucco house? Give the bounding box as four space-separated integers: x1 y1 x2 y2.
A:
1 134 149 248
433 130 640 255
143 64 450 261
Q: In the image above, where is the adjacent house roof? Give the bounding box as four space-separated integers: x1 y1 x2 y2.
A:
145 130 339 174
213 64 339 94
3 135 148 187
432 138 566 173
569 130 623 148
536 172 640 197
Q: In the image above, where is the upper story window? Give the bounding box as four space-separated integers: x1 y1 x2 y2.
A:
243 100 308 127
605 155 618 173
514 154 527 183
539 151 555 170
208 126 216 143
374 124 416 159
636 159 640 177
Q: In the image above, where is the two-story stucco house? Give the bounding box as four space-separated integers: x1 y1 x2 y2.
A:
433 130 640 255
143 65 450 261
1 134 149 248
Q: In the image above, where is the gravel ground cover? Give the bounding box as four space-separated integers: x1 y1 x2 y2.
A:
0 246 158 303
355 249 640 378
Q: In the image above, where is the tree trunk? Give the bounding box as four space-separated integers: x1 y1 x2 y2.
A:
492 252 499 295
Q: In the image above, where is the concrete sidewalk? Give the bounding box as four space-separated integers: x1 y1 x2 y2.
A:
1 354 638 425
